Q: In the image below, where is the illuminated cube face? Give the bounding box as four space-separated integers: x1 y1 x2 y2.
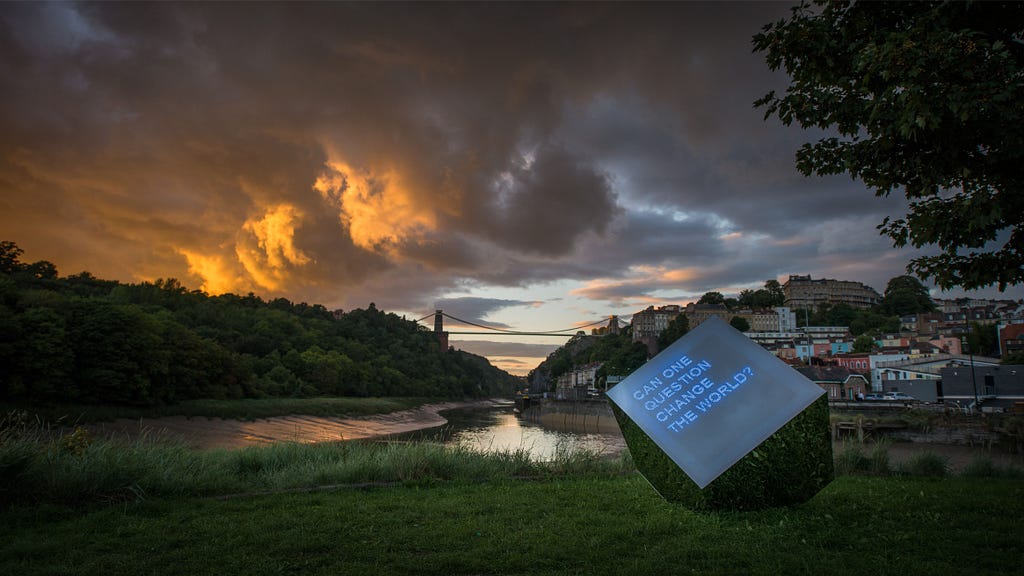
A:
607 315 824 489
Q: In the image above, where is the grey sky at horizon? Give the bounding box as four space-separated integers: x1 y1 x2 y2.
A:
2 2 1020 375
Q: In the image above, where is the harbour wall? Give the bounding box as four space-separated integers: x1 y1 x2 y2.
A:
519 399 622 435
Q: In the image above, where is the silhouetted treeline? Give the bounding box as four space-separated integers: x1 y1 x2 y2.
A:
0 241 517 406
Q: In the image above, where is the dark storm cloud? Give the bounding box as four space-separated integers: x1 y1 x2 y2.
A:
5 0 990 316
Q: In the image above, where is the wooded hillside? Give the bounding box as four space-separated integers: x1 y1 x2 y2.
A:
0 241 517 406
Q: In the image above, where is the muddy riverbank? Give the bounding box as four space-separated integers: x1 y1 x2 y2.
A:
86 399 505 450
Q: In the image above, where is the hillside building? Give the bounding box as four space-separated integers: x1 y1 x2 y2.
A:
630 305 683 343
783 274 881 310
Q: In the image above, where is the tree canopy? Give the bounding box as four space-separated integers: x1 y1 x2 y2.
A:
657 313 690 351
697 291 726 306
729 316 751 332
754 1 1024 291
0 241 517 406
737 280 785 309
881 275 937 316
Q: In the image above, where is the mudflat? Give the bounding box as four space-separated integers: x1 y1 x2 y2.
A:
85 400 501 449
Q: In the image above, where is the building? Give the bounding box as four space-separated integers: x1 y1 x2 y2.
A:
872 353 1000 393
555 362 603 400
832 353 871 372
900 312 944 336
999 322 1024 358
630 305 682 343
795 366 869 400
682 303 731 329
783 274 881 310
939 364 1024 412
731 307 796 332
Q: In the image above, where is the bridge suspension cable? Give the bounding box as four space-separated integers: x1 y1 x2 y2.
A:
426 311 613 337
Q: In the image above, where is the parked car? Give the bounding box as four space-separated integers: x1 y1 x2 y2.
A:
883 392 916 402
864 393 884 401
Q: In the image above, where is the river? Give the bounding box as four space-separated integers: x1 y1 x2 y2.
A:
85 399 628 460
415 402 628 461
86 400 1021 471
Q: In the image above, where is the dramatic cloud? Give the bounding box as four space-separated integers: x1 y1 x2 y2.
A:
2 3 1019 373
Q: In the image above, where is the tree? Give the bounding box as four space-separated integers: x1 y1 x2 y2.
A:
764 279 785 306
698 291 726 306
853 334 875 354
657 313 690 351
754 2 1024 291
0 241 25 273
738 280 785 309
729 316 751 332
881 275 936 316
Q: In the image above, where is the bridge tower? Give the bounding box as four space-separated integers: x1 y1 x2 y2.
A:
607 315 620 335
434 310 449 351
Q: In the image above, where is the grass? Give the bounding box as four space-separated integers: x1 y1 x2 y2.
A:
1 419 630 506
3 411 1024 575
6 405 1024 569
0 396 437 424
1 475 1022 576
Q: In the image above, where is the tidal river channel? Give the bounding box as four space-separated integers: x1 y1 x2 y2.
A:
88 400 628 461
416 403 628 461
88 400 1021 471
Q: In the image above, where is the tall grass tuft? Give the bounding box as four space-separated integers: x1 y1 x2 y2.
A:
834 442 870 476
961 455 1024 479
869 439 892 476
898 451 950 477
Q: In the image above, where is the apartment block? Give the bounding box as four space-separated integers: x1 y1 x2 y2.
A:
783 274 881 310
630 305 683 343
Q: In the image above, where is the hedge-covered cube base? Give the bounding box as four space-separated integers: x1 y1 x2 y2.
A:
612 395 833 511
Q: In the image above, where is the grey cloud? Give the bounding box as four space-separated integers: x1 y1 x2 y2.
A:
449 340 562 359
4 1 1010 319
432 297 542 329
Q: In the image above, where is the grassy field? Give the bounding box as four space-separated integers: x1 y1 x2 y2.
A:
2 475 1022 576
2 418 1023 576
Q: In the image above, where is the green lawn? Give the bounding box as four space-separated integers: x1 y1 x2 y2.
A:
2 475 1021 576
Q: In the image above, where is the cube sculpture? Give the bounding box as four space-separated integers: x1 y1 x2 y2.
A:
607 316 833 511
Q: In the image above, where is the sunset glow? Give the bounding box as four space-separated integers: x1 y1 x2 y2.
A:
316 161 437 257
1 2 1018 375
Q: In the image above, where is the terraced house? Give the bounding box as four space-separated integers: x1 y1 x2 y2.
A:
783 274 881 310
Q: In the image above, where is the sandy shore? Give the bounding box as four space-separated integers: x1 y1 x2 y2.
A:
86 400 503 450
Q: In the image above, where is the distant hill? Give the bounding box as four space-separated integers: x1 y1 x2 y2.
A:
0 241 518 407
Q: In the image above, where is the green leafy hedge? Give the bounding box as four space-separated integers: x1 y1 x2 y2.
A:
611 395 833 511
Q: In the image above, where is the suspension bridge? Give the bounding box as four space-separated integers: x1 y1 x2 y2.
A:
414 310 625 348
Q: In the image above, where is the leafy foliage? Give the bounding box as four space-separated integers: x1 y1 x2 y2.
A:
754 1 1024 291
528 331 648 391
0 242 516 407
737 280 785 308
1002 352 1024 366
729 315 751 332
656 313 690 351
853 334 875 353
881 275 936 316
697 291 725 306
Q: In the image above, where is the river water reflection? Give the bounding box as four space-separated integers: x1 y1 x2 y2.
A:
420 403 628 461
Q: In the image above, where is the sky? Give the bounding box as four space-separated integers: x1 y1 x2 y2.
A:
2 2 1021 375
